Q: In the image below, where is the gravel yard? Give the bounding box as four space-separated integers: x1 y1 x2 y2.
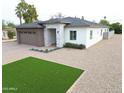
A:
2 34 122 93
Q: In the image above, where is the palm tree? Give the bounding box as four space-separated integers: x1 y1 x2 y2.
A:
15 6 22 25
15 0 27 24
15 0 38 24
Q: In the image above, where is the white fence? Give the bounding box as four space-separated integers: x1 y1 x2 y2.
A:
108 30 115 39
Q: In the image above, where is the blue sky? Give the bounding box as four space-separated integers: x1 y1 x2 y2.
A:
2 0 122 25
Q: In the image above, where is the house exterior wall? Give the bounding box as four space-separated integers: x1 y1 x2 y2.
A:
85 28 108 48
16 25 109 48
48 29 56 45
64 27 108 48
64 27 87 45
44 24 65 47
44 29 56 46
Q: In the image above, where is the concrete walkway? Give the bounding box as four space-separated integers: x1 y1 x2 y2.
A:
2 35 122 93
2 39 17 43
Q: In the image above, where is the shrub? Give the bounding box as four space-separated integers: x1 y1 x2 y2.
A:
109 22 122 34
64 43 85 49
45 49 49 53
7 31 14 39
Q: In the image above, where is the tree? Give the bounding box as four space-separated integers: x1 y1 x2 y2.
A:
110 22 122 34
15 0 27 24
99 16 109 26
23 5 38 23
7 31 14 39
2 20 15 28
2 20 6 29
7 22 15 28
100 19 109 26
15 6 22 24
15 0 38 24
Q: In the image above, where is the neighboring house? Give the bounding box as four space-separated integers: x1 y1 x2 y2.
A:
2 27 17 40
2 30 9 40
16 17 109 48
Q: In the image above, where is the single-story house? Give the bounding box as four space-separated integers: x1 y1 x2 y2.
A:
16 17 109 48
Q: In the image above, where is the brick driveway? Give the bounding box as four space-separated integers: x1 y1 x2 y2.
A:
2 35 122 93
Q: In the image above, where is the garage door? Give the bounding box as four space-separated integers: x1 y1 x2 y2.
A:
19 31 37 45
17 28 44 46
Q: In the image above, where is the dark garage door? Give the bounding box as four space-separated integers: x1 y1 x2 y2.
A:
19 31 37 45
17 28 44 46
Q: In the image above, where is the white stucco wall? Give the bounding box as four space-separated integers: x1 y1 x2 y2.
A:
64 27 108 48
44 23 108 48
85 28 108 48
64 27 87 45
45 29 56 46
44 24 65 47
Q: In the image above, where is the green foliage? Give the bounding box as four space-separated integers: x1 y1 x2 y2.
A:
99 17 122 34
100 19 109 26
45 49 49 53
15 0 38 24
64 43 86 49
7 22 15 28
109 22 122 34
15 0 26 24
7 31 14 39
2 20 6 29
2 20 16 29
23 5 38 23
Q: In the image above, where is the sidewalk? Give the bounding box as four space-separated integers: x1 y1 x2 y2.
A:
2 39 17 43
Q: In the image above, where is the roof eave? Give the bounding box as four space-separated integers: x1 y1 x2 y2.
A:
65 25 90 28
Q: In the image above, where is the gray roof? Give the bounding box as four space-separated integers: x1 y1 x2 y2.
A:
43 17 108 28
16 22 44 29
16 17 108 29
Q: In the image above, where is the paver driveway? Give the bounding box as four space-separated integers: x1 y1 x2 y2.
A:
2 35 122 93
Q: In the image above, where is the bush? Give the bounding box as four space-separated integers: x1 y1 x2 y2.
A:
7 31 14 39
64 43 85 49
45 49 49 53
109 22 122 34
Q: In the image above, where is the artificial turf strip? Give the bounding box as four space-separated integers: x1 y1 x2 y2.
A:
3 57 84 93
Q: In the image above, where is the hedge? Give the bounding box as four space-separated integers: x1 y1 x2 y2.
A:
64 43 86 49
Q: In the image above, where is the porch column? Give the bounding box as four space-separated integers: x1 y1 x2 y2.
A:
56 24 65 48
44 28 49 47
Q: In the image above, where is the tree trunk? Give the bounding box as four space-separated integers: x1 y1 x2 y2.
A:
19 17 22 25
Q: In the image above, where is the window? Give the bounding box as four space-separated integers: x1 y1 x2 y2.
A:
70 31 76 40
28 32 32 34
33 32 36 34
90 30 93 39
101 29 103 36
20 32 23 33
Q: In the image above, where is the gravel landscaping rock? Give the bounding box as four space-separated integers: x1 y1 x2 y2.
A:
2 35 122 93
